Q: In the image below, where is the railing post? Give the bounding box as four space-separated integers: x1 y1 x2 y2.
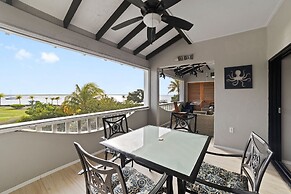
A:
52 124 57 133
65 122 70 133
36 125 42 132
77 120 81 133
87 119 91 133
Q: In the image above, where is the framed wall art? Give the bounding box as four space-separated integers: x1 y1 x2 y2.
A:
224 64 252 89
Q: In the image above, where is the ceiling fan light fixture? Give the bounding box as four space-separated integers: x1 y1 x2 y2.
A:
143 13 161 27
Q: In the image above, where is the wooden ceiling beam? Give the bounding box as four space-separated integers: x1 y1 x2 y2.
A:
95 0 131 40
6 0 13 5
146 34 182 60
164 11 192 44
63 0 82 28
133 25 173 55
117 22 146 49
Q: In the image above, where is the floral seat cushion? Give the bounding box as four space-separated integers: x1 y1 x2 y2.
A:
112 166 160 194
186 162 249 194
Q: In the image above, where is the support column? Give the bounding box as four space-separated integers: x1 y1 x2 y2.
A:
148 67 160 125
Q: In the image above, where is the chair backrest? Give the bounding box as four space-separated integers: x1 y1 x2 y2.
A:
102 114 129 139
170 112 197 133
74 142 128 194
173 101 180 112
240 132 273 193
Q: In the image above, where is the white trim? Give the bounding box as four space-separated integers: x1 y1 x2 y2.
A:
2 149 104 194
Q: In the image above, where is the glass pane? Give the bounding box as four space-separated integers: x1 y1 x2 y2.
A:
56 123 65 132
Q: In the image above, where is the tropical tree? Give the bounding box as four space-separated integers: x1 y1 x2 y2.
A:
50 97 55 104
168 79 180 94
55 96 60 105
45 97 48 103
16 95 22 105
29 95 34 105
168 79 180 102
62 82 104 114
126 89 144 103
20 101 65 122
0 93 4 106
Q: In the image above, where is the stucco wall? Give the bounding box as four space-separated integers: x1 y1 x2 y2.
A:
267 0 291 59
0 109 148 193
150 28 268 150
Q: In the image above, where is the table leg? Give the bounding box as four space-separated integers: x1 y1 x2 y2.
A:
166 175 173 194
177 178 185 194
120 154 126 167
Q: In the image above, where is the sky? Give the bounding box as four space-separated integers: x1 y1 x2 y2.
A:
0 30 174 95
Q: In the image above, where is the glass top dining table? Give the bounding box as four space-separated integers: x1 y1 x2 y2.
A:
100 125 211 194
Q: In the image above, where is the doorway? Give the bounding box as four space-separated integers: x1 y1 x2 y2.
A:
269 43 291 186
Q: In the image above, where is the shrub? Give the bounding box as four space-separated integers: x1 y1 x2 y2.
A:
11 104 25 109
19 101 66 122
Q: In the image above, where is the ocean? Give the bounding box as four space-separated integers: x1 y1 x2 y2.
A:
0 94 173 105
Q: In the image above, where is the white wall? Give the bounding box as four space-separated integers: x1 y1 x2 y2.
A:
0 109 148 193
267 0 291 59
150 28 268 150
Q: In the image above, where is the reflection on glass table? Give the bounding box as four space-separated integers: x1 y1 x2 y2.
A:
100 125 211 194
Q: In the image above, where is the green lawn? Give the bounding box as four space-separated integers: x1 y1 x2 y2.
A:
0 106 28 124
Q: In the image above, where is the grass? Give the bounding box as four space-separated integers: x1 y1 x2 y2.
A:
0 106 28 124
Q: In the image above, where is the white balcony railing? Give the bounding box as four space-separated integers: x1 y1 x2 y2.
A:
159 102 174 111
0 103 174 135
0 106 148 134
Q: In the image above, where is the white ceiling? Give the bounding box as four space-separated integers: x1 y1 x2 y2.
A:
15 0 283 58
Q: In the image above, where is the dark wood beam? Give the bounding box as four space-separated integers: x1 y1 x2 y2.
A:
133 25 173 55
96 1 131 40
63 0 82 28
146 34 182 60
117 22 146 49
6 0 13 5
164 11 192 44
175 27 192 44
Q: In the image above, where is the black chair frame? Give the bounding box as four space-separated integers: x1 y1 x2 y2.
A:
185 131 273 194
74 142 168 194
170 112 198 133
102 114 133 165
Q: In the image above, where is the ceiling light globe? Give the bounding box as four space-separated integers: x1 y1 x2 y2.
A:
143 13 161 28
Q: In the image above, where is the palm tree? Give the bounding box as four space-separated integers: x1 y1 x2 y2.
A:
168 79 180 94
55 96 60 105
50 97 55 105
168 79 180 102
0 93 4 106
63 82 104 114
45 97 48 103
29 95 34 105
16 95 22 105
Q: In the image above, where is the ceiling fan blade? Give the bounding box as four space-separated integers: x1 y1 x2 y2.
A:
161 15 193 30
125 0 145 8
147 0 159 6
147 27 156 43
162 0 181 9
112 16 143 30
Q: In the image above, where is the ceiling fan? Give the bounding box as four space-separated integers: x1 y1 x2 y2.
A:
112 0 193 43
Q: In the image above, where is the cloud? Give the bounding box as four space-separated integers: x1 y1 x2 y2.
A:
41 52 60 63
15 49 32 60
